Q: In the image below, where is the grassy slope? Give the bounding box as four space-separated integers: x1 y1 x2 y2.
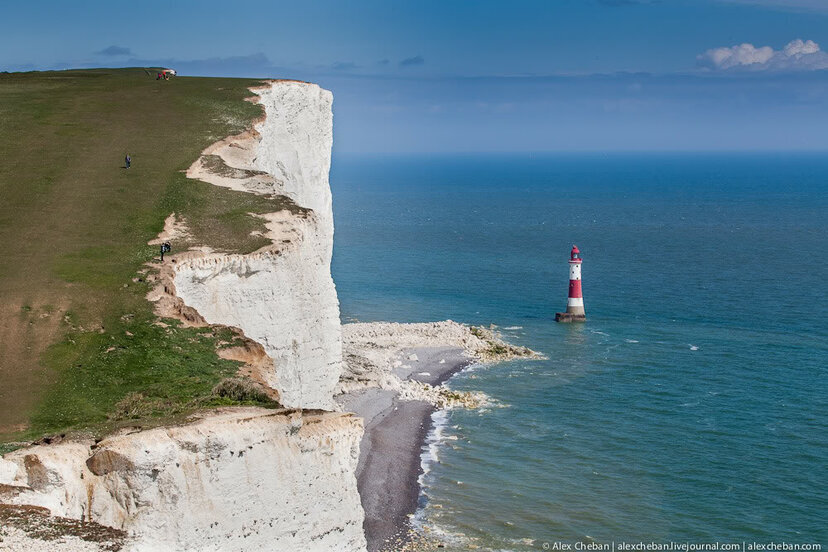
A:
0 68 285 443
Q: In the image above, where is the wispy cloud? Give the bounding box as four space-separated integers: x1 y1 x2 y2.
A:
331 61 358 71
595 0 639 6
698 39 828 71
96 45 132 57
594 0 658 6
399 55 425 67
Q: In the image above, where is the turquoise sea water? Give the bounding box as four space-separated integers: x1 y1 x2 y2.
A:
330 154 828 550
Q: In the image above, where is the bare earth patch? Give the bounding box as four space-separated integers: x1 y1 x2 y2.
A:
0 504 127 551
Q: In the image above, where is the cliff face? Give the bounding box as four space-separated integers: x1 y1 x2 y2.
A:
172 215 341 409
174 81 341 410
0 81 367 551
0 409 366 552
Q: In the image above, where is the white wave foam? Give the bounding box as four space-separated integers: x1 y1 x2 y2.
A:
503 326 523 330
418 410 450 484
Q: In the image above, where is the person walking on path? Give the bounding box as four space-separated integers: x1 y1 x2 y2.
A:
125 154 131 169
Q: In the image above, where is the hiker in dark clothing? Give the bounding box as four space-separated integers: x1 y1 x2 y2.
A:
125 154 131 169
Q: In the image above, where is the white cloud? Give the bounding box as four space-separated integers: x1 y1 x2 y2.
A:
698 39 828 71
784 38 820 56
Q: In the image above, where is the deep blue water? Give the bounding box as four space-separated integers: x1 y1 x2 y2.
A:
330 153 828 550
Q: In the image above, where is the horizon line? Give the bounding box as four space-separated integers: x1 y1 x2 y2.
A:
332 149 828 155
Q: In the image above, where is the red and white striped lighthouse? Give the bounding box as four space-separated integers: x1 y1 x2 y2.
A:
555 245 586 322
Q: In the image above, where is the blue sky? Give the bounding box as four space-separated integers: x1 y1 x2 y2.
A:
4 0 828 152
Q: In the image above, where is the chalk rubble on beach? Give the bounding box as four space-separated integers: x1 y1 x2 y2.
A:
338 320 541 408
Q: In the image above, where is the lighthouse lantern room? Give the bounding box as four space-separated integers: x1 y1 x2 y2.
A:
555 245 587 323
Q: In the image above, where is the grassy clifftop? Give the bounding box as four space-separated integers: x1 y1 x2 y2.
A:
0 68 284 444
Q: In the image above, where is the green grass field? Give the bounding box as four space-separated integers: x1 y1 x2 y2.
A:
0 68 284 444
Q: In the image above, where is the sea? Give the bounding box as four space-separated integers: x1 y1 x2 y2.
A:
330 153 828 550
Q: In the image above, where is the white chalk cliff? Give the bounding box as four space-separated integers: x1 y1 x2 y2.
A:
0 409 366 552
175 81 341 410
0 81 367 551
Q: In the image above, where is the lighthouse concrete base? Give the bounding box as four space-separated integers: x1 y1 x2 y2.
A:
555 312 586 323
